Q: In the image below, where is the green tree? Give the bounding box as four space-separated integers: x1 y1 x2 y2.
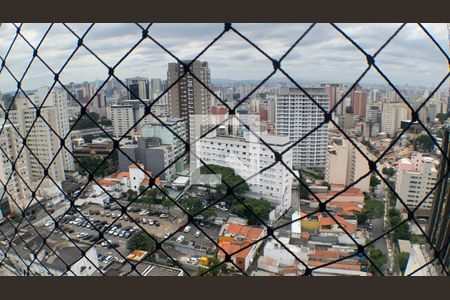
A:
320 181 330 190
75 156 116 177
382 167 396 178
162 198 173 213
73 112 100 130
367 246 387 273
396 251 410 275
298 171 310 200
389 208 411 240
436 112 448 124
231 198 271 225
127 189 138 201
200 165 249 195
414 134 435 152
184 197 204 214
364 199 385 219
138 185 147 195
99 117 112 127
126 231 156 252
200 207 217 221
370 175 381 190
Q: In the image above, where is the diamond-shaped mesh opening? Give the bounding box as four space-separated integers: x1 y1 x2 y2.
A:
0 23 449 276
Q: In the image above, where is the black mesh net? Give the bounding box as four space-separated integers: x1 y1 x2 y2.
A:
0 23 449 276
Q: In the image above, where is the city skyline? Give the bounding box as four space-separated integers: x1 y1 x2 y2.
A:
0 23 449 94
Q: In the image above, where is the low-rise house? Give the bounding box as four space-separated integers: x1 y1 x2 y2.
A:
217 223 267 272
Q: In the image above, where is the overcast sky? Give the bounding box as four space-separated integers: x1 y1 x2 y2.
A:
0 23 448 93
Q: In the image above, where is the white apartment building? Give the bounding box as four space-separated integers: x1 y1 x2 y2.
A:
381 101 410 137
196 130 293 222
107 99 165 139
325 137 373 193
395 152 437 211
9 95 66 183
108 103 135 138
275 87 329 169
0 119 32 212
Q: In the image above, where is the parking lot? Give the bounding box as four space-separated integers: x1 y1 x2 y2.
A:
56 203 222 267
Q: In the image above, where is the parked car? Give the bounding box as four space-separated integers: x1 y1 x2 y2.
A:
187 257 198 265
183 226 192 233
153 220 160 226
159 213 168 218
103 256 113 264
124 231 131 239
142 218 147 224
194 230 201 238
176 235 185 243
148 220 154 225
163 233 170 239
44 220 54 227
139 210 149 216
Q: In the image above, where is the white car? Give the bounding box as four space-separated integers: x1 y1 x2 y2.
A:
148 220 154 226
44 220 54 227
163 233 170 239
187 257 198 265
103 255 113 264
176 235 185 243
183 226 191 233
77 232 88 238
159 213 168 218
139 210 149 216
194 230 201 238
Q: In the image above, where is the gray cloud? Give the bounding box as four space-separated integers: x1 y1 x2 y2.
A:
0 23 448 93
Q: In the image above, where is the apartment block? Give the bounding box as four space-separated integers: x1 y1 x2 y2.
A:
9 95 66 183
395 152 437 211
167 60 212 152
381 101 411 137
325 137 373 193
196 130 293 221
0 120 32 212
275 87 329 168
107 99 162 138
141 117 187 172
126 77 150 100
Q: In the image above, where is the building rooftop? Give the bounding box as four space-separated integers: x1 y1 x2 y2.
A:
104 261 183 276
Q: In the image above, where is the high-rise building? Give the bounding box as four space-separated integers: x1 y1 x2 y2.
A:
9 92 69 183
352 90 368 118
126 77 150 100
150 78 162 100
325 137 373 193
323 83 343 115
395 152 437 212
196 130 293 222
141 117 187 172
107 99 164 138
52 88 75 171
167 60 212 145
0 119 32 212
381 101 410 137
275 87 329 168
367 105 382 123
